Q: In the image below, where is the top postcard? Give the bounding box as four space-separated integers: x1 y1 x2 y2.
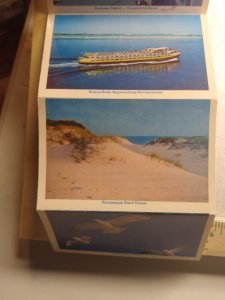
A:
48 0 209 14
39 14 215 99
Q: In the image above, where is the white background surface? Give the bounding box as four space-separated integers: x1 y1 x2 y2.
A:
1 1 225 299
208 0 225 218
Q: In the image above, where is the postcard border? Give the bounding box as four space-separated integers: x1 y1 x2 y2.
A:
38 13 216 100
37 97 216 214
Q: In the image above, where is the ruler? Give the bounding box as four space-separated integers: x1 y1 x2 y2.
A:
203 217 225 257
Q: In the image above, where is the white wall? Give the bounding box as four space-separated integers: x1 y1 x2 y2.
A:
207 0 225 218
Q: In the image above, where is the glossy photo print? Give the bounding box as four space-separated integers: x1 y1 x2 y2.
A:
46 211 208 258
52 1 204 7
47 15 208 91
45 98 211 202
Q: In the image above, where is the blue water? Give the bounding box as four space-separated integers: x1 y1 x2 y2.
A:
124 136 159 145
47 37 208 90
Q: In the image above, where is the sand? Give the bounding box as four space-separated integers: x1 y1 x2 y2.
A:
46 140 208 202
123 139 208 177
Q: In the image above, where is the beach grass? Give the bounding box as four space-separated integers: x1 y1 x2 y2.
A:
150 152 183 169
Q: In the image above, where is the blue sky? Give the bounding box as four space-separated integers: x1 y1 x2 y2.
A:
54 15 202 36
46 99 210 137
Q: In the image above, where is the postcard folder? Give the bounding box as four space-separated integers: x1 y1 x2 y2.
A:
37 0 216 260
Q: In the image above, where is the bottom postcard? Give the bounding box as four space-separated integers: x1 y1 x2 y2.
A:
39 211 212 260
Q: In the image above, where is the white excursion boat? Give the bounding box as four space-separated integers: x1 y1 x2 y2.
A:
78 47 181 65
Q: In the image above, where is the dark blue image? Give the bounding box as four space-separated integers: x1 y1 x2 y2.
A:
47 211 208 257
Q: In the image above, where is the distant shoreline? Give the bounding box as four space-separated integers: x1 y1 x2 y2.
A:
53 34 202 39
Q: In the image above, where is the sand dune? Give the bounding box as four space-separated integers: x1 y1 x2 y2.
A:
121 137 208 177
46 140 208 202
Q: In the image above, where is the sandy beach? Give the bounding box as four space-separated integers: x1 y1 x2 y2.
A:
46 139 208 202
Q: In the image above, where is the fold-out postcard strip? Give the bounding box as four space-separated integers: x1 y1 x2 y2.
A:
47 0 210 15
36 5 217 259
38 13 216 100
